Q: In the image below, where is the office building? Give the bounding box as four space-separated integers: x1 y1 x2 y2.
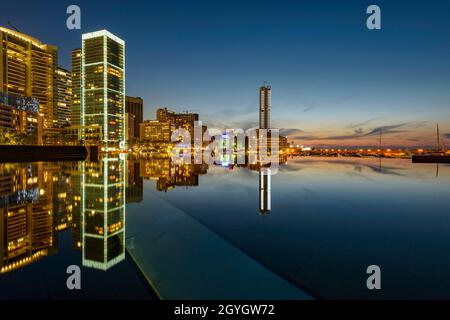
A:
0 92 43 144
279 135 288 151
125 96 143 142
157 107 199 142
55 67 72 127
0 27 58 129
81 30 125 150
259 84 271 129
71 48 81 126
140 119 171 143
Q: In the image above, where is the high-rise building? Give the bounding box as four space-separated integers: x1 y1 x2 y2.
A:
259 84 271 129
140 120 171 143
81 30 125 150
126 112 135 141
157 107 199 142
71 49 81 126
55 67 72 127
279 135 288 151
0 27 58 129
125 96 143 142
0 92 44 144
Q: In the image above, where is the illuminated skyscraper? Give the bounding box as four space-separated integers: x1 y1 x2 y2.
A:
81 30 125 149
125 96 143 142
55 67 72 127
0 27 58 129
71 48 81 126
259 84 271 129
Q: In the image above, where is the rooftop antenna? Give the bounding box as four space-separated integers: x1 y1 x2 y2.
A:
7 20 20 32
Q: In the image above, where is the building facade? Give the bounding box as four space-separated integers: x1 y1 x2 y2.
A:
279 135 288 151
0 92 43 144
55 67 72 127
157 107 199 142
125 96 143 142
81 30 125 150
259 84 271 129
140 120 171 143
71 49 81 126
0 27 58 129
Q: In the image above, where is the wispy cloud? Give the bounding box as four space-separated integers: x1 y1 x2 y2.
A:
291 122 427 141
346 118 380 129
362 123 409 137
444 133 450 139
280 128 304 136
301 103 317 113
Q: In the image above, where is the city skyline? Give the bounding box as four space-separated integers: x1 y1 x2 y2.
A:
1 0 449 147
2 1 450 303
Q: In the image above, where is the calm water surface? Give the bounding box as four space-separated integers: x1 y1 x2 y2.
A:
1 157 450 299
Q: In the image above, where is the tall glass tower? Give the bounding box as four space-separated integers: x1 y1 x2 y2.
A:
259 84 271 129
81 30 125 150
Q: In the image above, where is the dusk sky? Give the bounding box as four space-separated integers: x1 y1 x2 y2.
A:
2 0 450 147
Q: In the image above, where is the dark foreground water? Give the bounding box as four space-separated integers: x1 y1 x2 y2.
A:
1 157 450 299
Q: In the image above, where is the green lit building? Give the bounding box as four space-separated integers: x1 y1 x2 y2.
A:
81 30 125 150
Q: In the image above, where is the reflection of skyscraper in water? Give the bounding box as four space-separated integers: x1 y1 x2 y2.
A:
81 157 126 270
0 163 57 273
126 159 143 204
257 84 272 215
61 161 83 250
139 157 207 192
259 168 271 215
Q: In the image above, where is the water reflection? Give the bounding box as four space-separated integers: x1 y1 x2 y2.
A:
2 155 448 300
0 163 58 273
0 154 280 273
259 168 271 215
81 157 126 270
139 156 208 192
0 157 129 273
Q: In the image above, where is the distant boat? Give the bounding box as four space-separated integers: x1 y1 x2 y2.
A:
412 124 450 163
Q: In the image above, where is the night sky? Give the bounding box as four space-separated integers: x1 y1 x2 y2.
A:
1 0 450 147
